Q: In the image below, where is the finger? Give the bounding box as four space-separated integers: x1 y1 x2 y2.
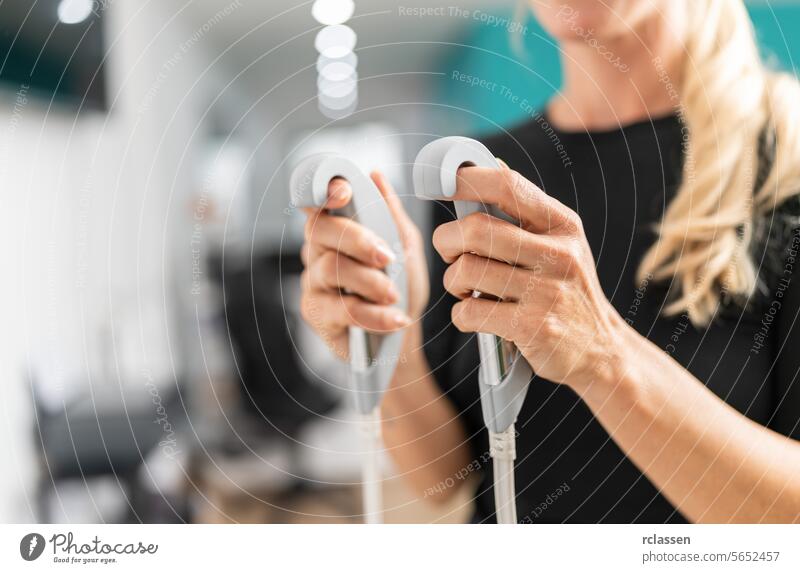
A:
433 211 560 268
301 178 353 219
371 170 422 248
443 253 532 301
302 242 328 267
371 171 413 228
300 177 352 238
325 177 353 210
308 251 399 304
304 211 396 268
302 292 411 333
451 297 516 340
454 165 579 235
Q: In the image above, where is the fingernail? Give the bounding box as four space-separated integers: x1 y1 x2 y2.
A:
329 182 349 202
393 313 411 327
374 243 396 266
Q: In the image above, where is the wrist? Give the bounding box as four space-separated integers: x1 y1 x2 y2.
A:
388 322 428 385
569 309 645 404
400 320 424 356
382 322 433 416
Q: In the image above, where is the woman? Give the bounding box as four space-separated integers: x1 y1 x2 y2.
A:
299 0 800 523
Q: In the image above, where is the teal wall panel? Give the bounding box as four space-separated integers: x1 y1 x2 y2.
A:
438 3 800 135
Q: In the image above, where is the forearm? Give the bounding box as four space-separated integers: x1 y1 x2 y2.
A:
380 325 472 502
578 321 800 523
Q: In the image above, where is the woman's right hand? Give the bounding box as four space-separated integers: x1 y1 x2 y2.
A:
299 171 429 361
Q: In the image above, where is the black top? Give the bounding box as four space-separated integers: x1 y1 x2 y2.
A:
423 113 800 523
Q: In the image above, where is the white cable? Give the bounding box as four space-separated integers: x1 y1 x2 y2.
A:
489 424 517 524
349 326 383 524
359 407 383 524
476 293 518 524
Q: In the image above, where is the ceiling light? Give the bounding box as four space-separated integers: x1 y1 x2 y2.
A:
57 0 94 24
317 53 358 80
314 25 357 59
312 0 355 26
318 60 357 84
318 87 358 111
318 75 357 99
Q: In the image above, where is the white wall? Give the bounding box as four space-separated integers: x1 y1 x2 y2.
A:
0 0 248 522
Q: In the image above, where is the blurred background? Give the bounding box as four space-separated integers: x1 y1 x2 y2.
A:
0 0 797 524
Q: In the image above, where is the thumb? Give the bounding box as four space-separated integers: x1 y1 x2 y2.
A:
370 170 414 229
370 170 421 251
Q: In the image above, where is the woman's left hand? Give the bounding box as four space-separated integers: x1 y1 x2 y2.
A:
432 165 627 390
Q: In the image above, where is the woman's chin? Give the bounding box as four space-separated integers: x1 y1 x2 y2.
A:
530 0 644 43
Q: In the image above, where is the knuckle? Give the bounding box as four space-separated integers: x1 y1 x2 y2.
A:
497 169 530 218
565 240 584 269
458 252 477 276
342 296 362 326
506 170 529 203
355 230 376 260
374 280 396 306
516 270 536 305
560 259 578 279
509 226 526 261
507 169 524 194
318 250 340 277
541 314 562 338
462 212 488 245
553 240 581 276
346 298 383 331
563 239 580 261
551 282 568 308
462 253 488 281
341 293 356 313
444 254 479 295
561 209 583 235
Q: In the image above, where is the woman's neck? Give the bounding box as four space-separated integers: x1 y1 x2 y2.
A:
547 6 686 131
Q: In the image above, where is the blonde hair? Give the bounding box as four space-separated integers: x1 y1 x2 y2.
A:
637 0 800 325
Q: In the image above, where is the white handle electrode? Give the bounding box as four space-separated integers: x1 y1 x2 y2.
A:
413 136 532 435
290 154 408 415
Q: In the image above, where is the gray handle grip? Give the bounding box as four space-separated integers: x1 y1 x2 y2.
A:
413 137 532 433
290 154 408 414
